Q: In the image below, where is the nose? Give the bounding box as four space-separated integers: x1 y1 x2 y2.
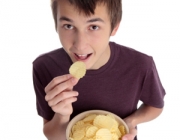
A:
73 31 87 51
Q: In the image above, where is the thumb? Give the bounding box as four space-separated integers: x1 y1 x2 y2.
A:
122 136 128 140
67 77 79 90
122 134 133 140
122 128 137 140
71 77 79 85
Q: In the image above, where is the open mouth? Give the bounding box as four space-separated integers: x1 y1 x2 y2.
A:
75 53 92 60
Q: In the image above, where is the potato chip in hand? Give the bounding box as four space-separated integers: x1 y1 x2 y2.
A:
69 61 86 79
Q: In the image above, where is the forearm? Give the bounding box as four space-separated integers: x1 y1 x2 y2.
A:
124 104 163 128
43 113 70 140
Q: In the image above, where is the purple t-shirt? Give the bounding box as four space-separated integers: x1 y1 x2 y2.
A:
33 42 165 139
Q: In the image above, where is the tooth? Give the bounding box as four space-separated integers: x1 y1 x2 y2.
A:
78 54 87 57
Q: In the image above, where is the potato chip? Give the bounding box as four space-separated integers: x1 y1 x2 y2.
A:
115 128 121 138
95 128 112 140
69 137 74 140
85 126 98 138
111 133 119 140
110 119 119 132
83 114 97 123
69 131 73 137
81 137 88 140
82 138 94 140
107 113 115 119
85 124 93 131
69 61 86 79
72 120 84 132
119 125 126 136
93 115 114 130
72 129 85 140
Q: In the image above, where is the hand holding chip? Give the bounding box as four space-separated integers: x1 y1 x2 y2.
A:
44 61 86 116
45 74 79 116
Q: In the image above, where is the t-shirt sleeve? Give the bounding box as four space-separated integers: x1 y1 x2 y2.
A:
32 65 54 120
140 58 166 108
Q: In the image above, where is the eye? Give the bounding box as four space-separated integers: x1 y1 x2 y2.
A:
89 25 99 31
64 24 74 30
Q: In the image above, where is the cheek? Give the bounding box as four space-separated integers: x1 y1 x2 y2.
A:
58 30 74 45
89 32 105 44
91 27 110 40
90 31 110 46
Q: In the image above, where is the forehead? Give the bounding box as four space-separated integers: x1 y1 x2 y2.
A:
57 0 109 20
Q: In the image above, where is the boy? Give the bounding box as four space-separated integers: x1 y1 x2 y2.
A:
32 0 165 140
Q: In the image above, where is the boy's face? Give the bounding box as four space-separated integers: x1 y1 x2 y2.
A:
56 0 119 70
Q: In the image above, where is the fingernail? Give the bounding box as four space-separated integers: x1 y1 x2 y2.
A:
75 92 79 96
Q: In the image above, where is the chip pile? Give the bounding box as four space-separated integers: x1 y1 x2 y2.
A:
69 113 126 140
69 61 86 79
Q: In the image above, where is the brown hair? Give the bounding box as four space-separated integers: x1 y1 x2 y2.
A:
51 0 122 31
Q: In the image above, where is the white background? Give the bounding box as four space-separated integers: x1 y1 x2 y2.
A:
0 0 180 139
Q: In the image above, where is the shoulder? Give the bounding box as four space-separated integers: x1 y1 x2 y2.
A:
32 48 71 86
110 42 154 70
33 48 70 69
33 48 64 65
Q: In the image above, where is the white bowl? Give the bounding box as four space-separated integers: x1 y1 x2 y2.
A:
66 110 129 140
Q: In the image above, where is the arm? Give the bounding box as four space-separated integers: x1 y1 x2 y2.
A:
42 74 79 140
43 114 69 140
122 104 163 140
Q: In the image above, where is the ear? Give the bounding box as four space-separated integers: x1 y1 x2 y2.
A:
111 23 120 36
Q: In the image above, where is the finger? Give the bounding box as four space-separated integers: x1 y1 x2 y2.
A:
45 77 78 101
122 128 137 140
51 97 78 112
48 91 78 107
45 74 72 93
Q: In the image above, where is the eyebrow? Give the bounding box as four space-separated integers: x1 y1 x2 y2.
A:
87 18 104 23
59 16 104 23
59 16 73 22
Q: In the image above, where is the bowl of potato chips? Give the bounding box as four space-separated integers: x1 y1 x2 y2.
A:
66 110 129 140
